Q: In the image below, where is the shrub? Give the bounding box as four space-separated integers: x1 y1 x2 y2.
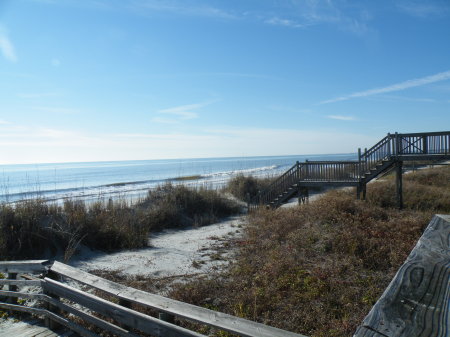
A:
226 175 275 201
168 166 449 337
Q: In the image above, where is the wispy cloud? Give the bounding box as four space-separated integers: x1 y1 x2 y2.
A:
320 70 450 104
32 106 80 114
265 17 306 28
327 115 355 121
0 120 10 125
0 27 17 62
129 0 236 19
154 101 216 123
397 1 449 18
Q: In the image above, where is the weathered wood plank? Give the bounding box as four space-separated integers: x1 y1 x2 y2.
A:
0 279 42 287
0 260 51 273
43 277 206 337
50 261 306 337
43 294 140 337
0 302 98 337
354 214 450 337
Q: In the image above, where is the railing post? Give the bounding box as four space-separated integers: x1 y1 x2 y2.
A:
395 132 399 157
44 270 62 330
422 135 428 154
396 161 403 210
358 148 362 178
387 133 391 157
7 272 17 308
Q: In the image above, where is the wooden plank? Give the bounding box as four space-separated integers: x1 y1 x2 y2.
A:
0 279 42 287
0 302 99 337
43 294 140 337
0 260 51 273
0 289 42 300
43 277 206 337
50 261 306 337
355 215 450 337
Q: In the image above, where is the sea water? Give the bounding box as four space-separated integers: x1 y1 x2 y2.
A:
0 153 356 203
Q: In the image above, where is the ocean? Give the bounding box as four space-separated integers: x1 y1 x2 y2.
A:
0 153 357 203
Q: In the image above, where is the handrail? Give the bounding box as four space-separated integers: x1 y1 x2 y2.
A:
249 131 450 209
0 260 306 337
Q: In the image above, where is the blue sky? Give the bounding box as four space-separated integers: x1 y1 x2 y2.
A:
0 0 449 164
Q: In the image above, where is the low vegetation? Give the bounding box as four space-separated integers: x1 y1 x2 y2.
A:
166 165 450 336
225 174 276 201
0 184 241 260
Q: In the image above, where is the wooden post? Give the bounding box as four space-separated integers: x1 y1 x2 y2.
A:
119 298 134 330
395 132 399 157
396 161 403 210
356 184 361 200
387 133 391 156
422 135 428 154
362 183 367 201
358 148 361 178
158 312 175 324
44 271 61 330
7 272 17 315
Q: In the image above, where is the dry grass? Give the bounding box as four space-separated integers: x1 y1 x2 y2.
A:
0 184 241 260
168 166 450 337
225 174 276 201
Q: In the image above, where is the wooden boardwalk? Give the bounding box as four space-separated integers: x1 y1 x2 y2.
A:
250 131 450 209
0 261 305 337
0 320 70 337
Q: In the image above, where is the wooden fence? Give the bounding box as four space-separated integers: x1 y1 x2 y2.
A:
0 261 306 337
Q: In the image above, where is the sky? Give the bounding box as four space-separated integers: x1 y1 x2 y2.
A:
0 0 449 164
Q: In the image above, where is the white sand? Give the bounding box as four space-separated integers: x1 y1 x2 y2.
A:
70 216 244 278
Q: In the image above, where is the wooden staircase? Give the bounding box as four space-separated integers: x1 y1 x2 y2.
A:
250 131 450 209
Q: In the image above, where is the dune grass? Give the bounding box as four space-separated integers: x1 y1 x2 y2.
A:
225 174 277 201
0 184 241 261
167 165 450 337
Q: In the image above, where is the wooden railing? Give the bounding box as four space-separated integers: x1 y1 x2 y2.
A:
0 261 306 337
251 131 450 208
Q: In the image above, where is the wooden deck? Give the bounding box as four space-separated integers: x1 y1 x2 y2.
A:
250 131 450 209
0 319 70 337
0 261 306 337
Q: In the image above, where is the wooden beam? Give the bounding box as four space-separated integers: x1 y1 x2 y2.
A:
0 260 51 274
354 215 450 336
43 277 207 337
50 261 306 337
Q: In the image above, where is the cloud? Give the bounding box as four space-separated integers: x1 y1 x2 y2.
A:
129 0 236 19
265 17 306 28
0 120 10 125
32 106 80 114
397 1 449 18
327 115 355 121
0 28 17 62
156 101 215 122
320 70 450 104
150 117 179 124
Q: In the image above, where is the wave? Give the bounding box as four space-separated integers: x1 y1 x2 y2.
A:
201 165 280 178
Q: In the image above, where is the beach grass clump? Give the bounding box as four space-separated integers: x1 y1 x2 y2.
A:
0 184 241 260
367 166 450 212
0 198 148 260
168 166 449 337
141 184 241 230
225 174 276 201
